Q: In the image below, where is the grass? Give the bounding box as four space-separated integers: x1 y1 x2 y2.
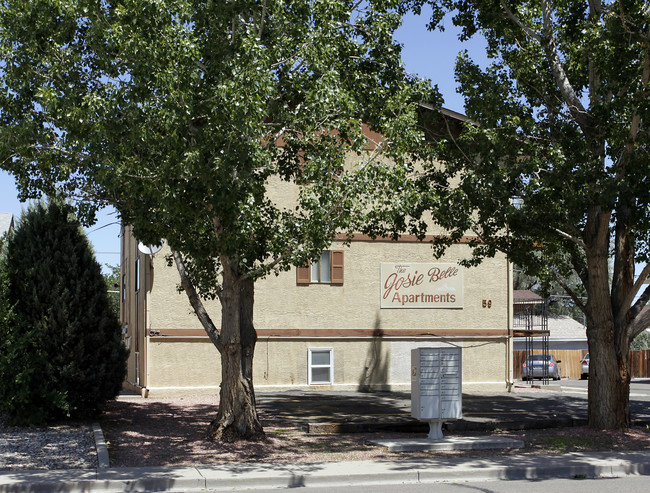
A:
270 427 300 437
541 436 595 451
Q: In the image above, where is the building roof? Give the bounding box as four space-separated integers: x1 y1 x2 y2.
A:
514 315 585 340
0 213 14 237
513 289 544 303
547 315 586 340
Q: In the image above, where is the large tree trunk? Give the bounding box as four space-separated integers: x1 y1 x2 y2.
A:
586 313 632 430
207 258 264 442
584 208 631 430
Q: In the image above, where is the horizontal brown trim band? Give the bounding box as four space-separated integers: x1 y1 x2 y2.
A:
257 328 508 337
512 329 550 338
334 233 481 243
150 328 509 338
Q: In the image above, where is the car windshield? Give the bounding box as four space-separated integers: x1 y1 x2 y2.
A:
527 354 551 361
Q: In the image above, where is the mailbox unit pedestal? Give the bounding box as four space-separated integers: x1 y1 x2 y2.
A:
411 347 462 439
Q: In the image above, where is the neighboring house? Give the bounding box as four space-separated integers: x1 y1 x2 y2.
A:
512 289 588 378
546 316 588 350
513 289 547 333
0 213 14 239
514 315 587 352
119 112 515 397
513 289 550 360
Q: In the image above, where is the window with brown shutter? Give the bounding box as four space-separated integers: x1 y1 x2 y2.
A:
296 250 344 285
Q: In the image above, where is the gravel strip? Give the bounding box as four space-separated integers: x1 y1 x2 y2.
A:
0 414 98 471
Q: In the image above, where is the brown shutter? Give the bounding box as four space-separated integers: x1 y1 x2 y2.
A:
331 250 344 285
296 264 311 285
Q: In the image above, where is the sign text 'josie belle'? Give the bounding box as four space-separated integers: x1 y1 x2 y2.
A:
380 263 464 309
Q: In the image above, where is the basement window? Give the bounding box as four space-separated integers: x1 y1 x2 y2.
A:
308 348 333 385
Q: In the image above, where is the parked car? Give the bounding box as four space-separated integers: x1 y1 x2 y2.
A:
580 353 590 380
521 353 562 381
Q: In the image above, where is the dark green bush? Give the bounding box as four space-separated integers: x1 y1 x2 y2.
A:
0 201 128 425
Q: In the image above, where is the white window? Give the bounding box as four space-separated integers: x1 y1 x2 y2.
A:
308 348 333 385
310 250 331 283
135 257 140 291
296 250 343 285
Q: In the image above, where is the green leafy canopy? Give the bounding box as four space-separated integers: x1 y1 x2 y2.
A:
399 0 650 430
0 0 438 297
407 1 650 314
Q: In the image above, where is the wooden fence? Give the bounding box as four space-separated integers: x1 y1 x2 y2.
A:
514 350 650 380
631 350 650 378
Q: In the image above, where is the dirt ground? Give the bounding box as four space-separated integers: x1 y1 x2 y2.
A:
99 395 650 468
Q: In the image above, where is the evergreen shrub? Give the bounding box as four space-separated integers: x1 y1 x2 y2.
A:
0 201 128 424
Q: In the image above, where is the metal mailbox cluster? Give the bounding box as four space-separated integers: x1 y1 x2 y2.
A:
411 347 462 439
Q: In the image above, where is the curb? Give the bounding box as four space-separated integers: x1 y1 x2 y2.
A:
92 423 111 469
2 452 650 492
97 466 205 492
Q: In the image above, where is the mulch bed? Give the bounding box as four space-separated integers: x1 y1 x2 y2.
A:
99 396 650 468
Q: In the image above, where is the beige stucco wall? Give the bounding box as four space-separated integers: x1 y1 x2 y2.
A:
388 339 507 386
124 215 511 394
264 151 452 235
118 127 514 394
146 250 219 331
145 336 508 395
259 241 507 331
146 240 509 332
147 339 222 390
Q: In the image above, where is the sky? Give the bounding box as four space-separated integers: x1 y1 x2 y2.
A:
1 7 479 274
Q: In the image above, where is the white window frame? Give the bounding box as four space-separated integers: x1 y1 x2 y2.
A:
308 348 333 385
135 256 141 292
310 250 332 284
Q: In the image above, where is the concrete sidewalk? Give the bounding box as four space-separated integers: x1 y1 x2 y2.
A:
2 450 650 492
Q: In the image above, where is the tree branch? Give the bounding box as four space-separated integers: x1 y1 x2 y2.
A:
553 270 587 314
539 0 593 134
568 247 589 288
245 130 390 281
499 0 542 43
553 227 587 250
441 114 475 166
243 251 293 281
629 283 650 338
258 0 266 38
614 22 650 181
172 250 222 352
627 263 650 319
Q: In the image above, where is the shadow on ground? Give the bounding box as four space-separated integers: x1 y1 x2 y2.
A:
100 388 650 467
257 389 593 432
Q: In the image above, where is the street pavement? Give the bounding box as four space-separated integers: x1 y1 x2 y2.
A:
2 380 650 492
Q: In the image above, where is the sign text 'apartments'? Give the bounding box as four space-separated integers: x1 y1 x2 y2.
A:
380 263 464 309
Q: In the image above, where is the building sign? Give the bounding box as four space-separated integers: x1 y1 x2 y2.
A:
380 263 464 309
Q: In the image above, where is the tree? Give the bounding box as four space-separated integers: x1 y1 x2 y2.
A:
0 236 16 397
0 201 128 425
0 1 433 439
103 264 121 320
405 0 650 429
514 267 586 322
631 329 650 350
